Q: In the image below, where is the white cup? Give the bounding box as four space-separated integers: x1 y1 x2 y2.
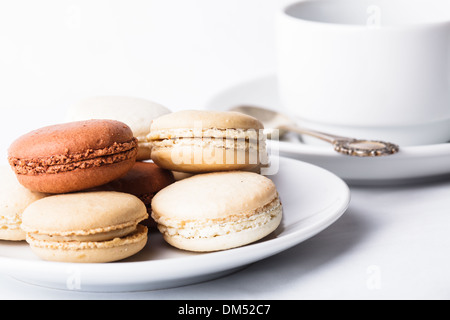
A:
276 0 450 146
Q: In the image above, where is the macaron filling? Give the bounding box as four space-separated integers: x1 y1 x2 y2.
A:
149 128 267 170
150 137 260 151
148 128 261 140
22 212 147 241
152 196 282 240
28 225 138 242
149 128 264 147
0 215 21 230
137 137 152 148
9 139 138 176
0 214 25 240
26 224 148 251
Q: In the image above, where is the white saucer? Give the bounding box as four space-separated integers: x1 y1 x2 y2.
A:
0 157 350 292
206 74 450 185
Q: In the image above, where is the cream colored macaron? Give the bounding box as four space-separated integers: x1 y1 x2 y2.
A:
151 171 282 252
21 192 148 263
66 96 171 160
147 110 268 173
0 165 47 241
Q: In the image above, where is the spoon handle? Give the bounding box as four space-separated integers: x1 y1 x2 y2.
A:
278 125 350 144
278 125 399 157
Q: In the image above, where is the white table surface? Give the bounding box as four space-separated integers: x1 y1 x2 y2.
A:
1 0 449 300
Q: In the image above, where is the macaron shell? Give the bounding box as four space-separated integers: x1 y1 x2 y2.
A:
66 96 171 140
27 224 148 263
0 166 47 218
8 120 138 194
0 165 46 241
152 171 278 220
148 111 266 173
8 120 135 159
22 191 148 236
172 171 194 181
0 228 27 242
150 110 264 131
92 162 175 229
15 157 136 194
95 162 175 197
66 96 171 161
136 145 152 161
151 144 261 173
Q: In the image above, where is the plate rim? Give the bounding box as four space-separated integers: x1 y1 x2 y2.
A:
269 139 450 158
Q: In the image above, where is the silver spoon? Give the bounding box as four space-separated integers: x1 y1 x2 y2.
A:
230 105 399 157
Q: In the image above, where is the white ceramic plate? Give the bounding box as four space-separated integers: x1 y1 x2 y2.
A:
0 157 350 292
206 74 450 185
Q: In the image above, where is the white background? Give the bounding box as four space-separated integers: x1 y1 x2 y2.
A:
1 0 450 300
0 0 292 161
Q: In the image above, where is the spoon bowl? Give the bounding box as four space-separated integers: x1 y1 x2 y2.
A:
231 105 294 139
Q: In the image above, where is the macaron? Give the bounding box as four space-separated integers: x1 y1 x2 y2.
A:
0 166 47 241
93 162 175 227
66 96 171 160
151 171 282 252
147 110 267 173
21 192 148 263
8 120 138 194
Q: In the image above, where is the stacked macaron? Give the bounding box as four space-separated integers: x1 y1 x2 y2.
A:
21 192 149 263
147 110 268 173
8 119 139 194
3 97 175 263
151 171 282 252
92 162 175 228
0 165 47 241
146 109 282 252
1 98 282 262
66 96 171 161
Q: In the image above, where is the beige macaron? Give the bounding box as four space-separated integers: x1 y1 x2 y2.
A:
21 192 148 263
66 96 171 160
151 171 282 252
0 166 47 241
147 110 268 173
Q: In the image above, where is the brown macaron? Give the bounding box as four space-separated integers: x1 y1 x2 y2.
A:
93 162 175 227
8 120 138 194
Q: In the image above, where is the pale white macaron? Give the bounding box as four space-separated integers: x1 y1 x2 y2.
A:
151 171 282 252
66 96 171 160
0 165 46 241
21 192 149 263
